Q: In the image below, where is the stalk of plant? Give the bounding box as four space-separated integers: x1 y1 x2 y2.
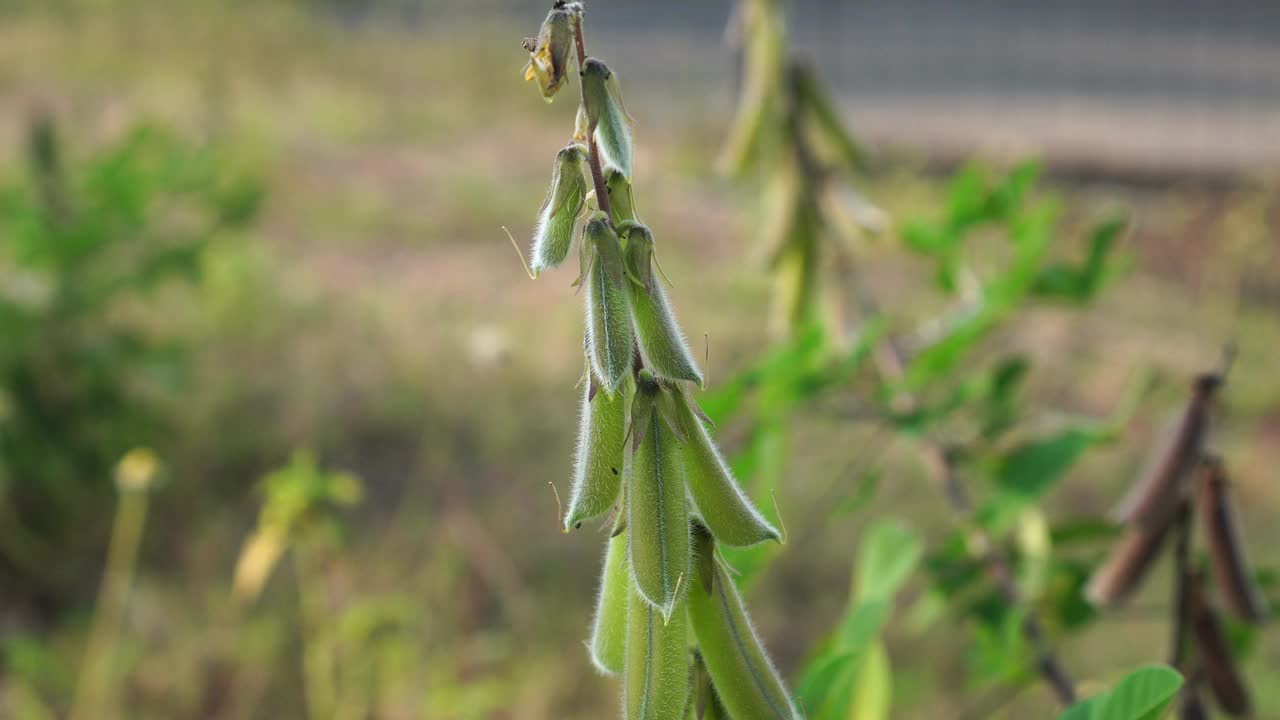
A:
517 3 794 716
68 449 160 720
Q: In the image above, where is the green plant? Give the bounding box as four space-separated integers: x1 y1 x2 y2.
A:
515 3 797 716
0 113 260 597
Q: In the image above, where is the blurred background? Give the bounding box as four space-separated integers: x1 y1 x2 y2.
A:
0 0 1276 718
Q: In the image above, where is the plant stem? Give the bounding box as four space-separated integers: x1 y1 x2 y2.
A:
572 13 612 222
69 487 150 720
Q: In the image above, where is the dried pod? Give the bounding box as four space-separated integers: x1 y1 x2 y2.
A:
1085 500 1181 607
1198 457 1270 623
589 528 630 674
1113 374 1220 527
1189 577 1251 716
606 167 637 226
530 144 588 276
687 523 800 719
563 374 629 531
626 585 690 720
793 61 870 174
584 216 633 393
628 381 691 615
624 226 704 387
522 3 577 101
1178 685 1209 720
582 58 635 180
674 389 779 547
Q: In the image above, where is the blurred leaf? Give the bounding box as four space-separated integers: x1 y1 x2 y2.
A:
1095 665 1183 720
1031 217 1125 303
848 641 892 720
980 426 1106 532
980 355 1029 439
856 519 922 603
835 469 880 516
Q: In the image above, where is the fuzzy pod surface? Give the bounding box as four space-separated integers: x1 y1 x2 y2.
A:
687 525 799 720
530 144 587 276
585 218 633 393
674 391 778 546
564 375 629 530
590 529 630 675
582 58 634 181
625 227 704 387
628 389 690 614
626 586 690 720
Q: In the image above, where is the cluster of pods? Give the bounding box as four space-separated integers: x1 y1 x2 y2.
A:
1087 370 1270 718
521 3 801 717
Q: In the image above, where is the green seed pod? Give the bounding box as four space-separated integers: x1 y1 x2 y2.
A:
674 390 779 547
589 528 630 675
522 3 577 101
585 216 633 393
564 373 630 530
793 61 871 175
530 144 587 276
717 0 785 177
626 585 690 720
607 167 638 225
691 650 731 720
687 524 800 720
582 58 634 181
628 384 690 615
624 227 704 387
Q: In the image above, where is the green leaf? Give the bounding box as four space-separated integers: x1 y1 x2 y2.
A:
982 426 1105 531
856 520 922 603
1058 665 1183 720
848 640 892 720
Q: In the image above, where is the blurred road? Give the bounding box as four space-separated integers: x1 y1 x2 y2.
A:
410 0 1280 175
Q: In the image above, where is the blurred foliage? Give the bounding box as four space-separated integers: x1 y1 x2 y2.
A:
0 114 260 598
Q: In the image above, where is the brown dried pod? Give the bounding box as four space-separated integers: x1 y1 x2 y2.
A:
1177 684 1209 720
1113 373 1220 527
1189 576 1252 717
1198 457 1271 624
1086 499 1182 607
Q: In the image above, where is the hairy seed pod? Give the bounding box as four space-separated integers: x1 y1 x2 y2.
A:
792 61 870 174
1085 499 1181 607
1113 374 1219 527
585 217 633 393
582 58 635 181
607 167 638 225
622 221 654 292
691 650 730 720
626 585 690 720
1189 578 1251 716
522 3 576 101
624 227 704 387
1198 458 1270 624
628 385 690 614
674 390 779 546
564 374 629 530
530 144 588 276
589 529 630 674
688 524 800 720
